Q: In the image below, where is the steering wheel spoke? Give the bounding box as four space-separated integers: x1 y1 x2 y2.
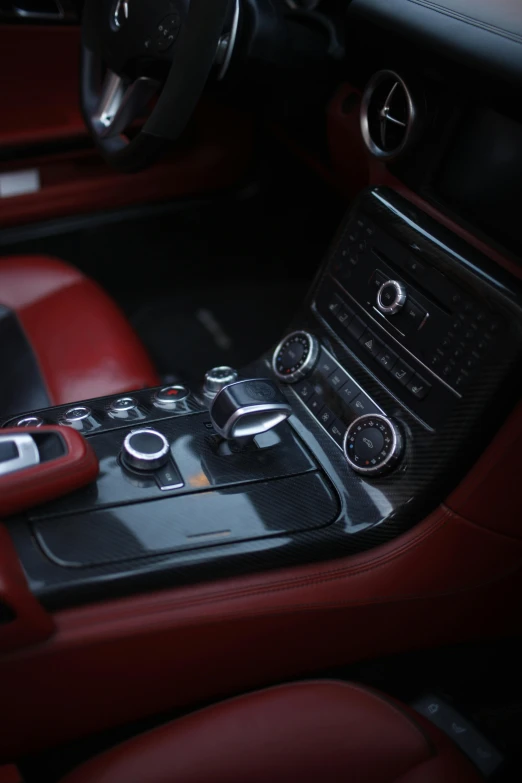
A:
81 0 231 171
94 71 160 139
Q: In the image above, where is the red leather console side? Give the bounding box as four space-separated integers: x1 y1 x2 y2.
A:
1 502 521 760
59 682 480 783
0 427 99 519
0 256 159 406
0 524 54 655
446 400 522 538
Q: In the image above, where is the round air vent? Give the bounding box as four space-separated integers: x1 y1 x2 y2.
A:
361 70 422 160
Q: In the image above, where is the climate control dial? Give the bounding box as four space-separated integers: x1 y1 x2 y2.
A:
272 331 319 383
343 414 403 476
377 280 407 315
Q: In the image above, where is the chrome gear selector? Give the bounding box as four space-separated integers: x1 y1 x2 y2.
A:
210 379 292 441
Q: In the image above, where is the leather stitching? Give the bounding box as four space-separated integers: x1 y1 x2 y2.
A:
407 0 522 45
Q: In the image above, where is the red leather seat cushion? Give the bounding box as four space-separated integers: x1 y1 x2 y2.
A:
0 256 158 406
60 681 482 783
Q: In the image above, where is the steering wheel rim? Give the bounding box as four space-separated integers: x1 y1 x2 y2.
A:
81 0 232 172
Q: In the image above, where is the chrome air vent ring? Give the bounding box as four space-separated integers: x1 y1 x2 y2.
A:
361 70 423 160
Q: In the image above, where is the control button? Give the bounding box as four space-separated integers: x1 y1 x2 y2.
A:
59 406 99 432
337 308 353 327
306 395 324 417
107 397 141 419
14 416 45 428
155 462 184 491
348 394 379 417
359 331 382 357
454 371 469 389
152 385 190 410
150 13 181 54
317 406 335 429
343 414 403 476
407 374 431 400
317 351 337 378
204 366 238 397
346 316 366 341
407 258 425 277
377 280 407 315
272 331 319 383
400 300 427 332
376 348 398 372
294 380 315 401
372 270 387 290
122 429 170 472
390 360 414 386
338 379 360 405
327 368 349 392
328 419 347 447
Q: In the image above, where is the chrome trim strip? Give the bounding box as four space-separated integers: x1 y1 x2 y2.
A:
217 0 240 81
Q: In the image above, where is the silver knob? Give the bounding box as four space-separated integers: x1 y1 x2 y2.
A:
59 406 98 431
121 429 170 472
107 397 139 418
14 416 45 428
204 366 238 398
343 414 403 476
272 331 319 383
377 280 407 315
152 386 190 410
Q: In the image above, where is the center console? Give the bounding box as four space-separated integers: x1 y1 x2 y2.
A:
2 187 522 611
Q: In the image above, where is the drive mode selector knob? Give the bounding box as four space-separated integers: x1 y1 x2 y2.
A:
272 331 319 383
121 429 170 472
343 414 403 476
377 280 407 315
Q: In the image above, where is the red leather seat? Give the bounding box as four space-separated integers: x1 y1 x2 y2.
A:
0 256 158 417
60 681 482 783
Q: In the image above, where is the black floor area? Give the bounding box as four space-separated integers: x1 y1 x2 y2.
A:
0 154 344 382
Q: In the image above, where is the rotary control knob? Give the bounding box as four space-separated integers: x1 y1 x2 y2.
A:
377 280 407 315
272 331 319 383
343 414 403 476
121 429 170 472
204 366 238 398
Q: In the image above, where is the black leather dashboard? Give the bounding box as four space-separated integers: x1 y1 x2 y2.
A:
348 0 522 83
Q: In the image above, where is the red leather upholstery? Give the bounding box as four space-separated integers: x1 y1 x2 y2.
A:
0 427 99 519
60 681 481 783
0 256 158 407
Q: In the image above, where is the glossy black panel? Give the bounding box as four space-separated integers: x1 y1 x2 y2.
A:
0 305 50 418
29 414 316 519
33 473 337 568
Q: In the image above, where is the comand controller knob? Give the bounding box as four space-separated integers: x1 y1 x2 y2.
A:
377 280 407 315
121 429 170 472
343 414 404 476
272 331 319 383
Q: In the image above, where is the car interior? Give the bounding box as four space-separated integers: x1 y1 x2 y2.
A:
1 1 522 781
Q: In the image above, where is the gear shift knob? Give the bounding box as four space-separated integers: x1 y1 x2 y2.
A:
209 379 292 441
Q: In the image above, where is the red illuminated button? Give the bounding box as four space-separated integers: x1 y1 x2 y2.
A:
152 385 190 409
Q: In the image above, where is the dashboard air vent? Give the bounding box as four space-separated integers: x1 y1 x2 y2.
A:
361 70 421 160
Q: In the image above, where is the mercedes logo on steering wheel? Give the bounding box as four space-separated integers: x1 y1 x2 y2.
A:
113 0 129 30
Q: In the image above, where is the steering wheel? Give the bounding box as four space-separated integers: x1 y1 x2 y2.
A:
81 0 236 172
